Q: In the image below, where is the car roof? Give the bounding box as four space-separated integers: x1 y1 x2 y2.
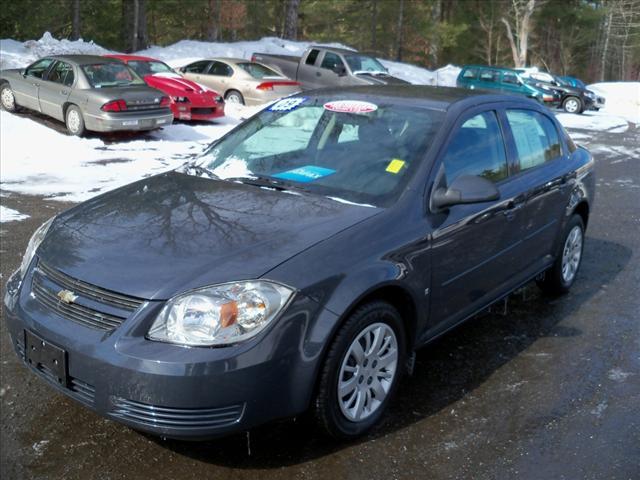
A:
461 64 520 73
302 85 530 111
46 54 123 65
104 54 162 62
308 46 358 55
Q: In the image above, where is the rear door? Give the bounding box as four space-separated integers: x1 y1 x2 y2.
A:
14 58 56 111
477 68 501 93
500 71 522 96
501 108 572 270
38 60 74 120
428 108 526 332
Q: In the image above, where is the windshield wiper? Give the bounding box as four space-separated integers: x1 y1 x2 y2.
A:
226 175 308 193
182 164 219 179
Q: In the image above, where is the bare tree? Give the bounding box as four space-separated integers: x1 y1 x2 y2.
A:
370 0 378 52
122 0 148 52
501 0 539 67
283 0 301 40
207 0 220 41
394 0 405 61
71 0 81 40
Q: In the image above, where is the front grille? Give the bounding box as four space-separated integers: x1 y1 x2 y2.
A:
31 260 145 331
191 107 215 115
111 398 245 430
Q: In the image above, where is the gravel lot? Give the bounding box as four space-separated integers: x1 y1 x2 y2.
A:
1 123 638 480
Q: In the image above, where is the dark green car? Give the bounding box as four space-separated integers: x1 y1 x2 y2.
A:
457 65 560 108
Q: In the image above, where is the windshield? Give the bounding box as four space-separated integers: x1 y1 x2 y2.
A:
127 60 173 76
200 96 444 206
237 62 283 79
344 54 387 74
82 63 146 88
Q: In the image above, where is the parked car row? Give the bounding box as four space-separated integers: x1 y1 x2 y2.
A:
456 64 604 114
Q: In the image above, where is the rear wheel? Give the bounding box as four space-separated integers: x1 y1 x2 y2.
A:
562 96 583 114
537 214 585 295
0 84 17 112
225 90 244 105
314 301 406 439
65 105 86 136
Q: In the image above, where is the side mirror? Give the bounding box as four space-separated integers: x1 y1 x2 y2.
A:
431 175 500 210
21 69 27 77
332 64 347 76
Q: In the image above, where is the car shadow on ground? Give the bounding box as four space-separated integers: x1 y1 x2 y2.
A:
148 236 631 468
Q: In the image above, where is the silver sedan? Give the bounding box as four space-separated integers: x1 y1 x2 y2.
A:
0 55 174 135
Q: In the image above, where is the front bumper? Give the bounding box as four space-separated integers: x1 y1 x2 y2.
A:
4 266 334 440
84 109 174 132
171 102 225 121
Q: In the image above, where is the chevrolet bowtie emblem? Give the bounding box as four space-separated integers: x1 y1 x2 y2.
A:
57 289 78 304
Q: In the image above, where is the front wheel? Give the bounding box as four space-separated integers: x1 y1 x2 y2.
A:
313 301 406 439
537 214 585 295
562 96 583 114
65 105 86 136
0 84 17 112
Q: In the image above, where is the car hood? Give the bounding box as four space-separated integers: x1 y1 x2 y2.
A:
143 73 219 97
355 73 410 85
38 171 380 300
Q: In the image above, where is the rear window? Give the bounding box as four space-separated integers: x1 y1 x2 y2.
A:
237 62 283 79
81 63 145 88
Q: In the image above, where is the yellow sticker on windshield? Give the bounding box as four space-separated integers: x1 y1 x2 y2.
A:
386 159 406 174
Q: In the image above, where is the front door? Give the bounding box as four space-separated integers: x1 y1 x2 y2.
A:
14 58 55 111
427 109 525 334
38 61 74 120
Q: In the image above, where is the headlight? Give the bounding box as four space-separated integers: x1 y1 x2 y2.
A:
148 281 295 346
172 96 189 103
19 216 55 278
586 90 596 99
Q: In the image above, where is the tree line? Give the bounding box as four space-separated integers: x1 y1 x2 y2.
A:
2 0 639 82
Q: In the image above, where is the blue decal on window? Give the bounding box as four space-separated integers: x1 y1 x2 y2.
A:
268 97 307 112
273 165 336 183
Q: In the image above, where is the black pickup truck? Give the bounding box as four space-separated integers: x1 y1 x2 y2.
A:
252 46 409 90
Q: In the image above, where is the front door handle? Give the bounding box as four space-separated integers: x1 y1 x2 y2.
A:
60 90 68 95
503 201 523 221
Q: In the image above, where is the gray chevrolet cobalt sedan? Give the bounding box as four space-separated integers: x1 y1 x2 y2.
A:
4 87 594 441
0 55 174 135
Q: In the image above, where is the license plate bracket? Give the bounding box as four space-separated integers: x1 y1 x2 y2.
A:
24 330 68 387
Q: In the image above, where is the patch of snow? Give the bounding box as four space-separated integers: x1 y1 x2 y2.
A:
211 156 254 179
0 205 30 222
607 367 633 382
326 196 376 208
588 82 640 124
32 440 50 456
556 111 629 132
590 401 608 418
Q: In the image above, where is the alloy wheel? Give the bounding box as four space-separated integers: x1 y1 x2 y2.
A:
67 110 81 133
337 322 398 422
561 225 583 283
1 87 15 110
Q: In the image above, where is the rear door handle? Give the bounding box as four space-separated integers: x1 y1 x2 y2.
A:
60 90 68 95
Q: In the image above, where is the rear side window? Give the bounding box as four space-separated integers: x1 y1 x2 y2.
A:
441 111 508 183
462 68 478 79
321 52 344 71
306 49 320 66
502 72 519 84
209 61 233 76
479 69 499 83
506 110 562 171
183 61 210 73
47 61 75 86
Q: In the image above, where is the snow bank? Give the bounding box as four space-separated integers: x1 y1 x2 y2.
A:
556 111 629 132
588 82 640 124
0 32 111 70
0 205 30 222
0 109 241 201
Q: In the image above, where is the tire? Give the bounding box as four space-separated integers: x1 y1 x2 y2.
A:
0 84 17 112
65 105 86 136
537 214 585 295
562 96 582 114
314 301 406 439
224 90 244 105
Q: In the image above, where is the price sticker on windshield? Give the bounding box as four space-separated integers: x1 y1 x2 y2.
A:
268 97 307 112
323 100 378 114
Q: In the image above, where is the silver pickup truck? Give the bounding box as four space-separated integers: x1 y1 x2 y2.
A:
251 46 409 90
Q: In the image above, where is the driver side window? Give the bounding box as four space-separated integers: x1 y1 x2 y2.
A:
26 58 55 79
321 52 344 71
441 111 508 184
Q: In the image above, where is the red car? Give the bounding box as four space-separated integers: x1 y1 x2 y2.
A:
105 54 225 121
